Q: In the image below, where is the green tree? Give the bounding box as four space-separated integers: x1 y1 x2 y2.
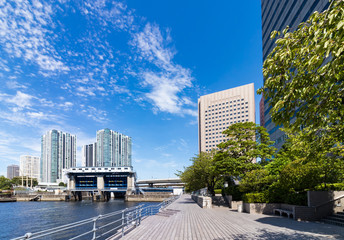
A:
258 1 344 143
58 182 66 187
177 151 220 195
0 176 12 190
215 122 275 179
277 128 344 187
11 176 38 187
239 169 275 193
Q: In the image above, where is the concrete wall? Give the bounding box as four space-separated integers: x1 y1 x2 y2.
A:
212 195 229 207
231 201 243 210
243 203 281 215
191 195 212 208
126 195 170 202
16 194 67 201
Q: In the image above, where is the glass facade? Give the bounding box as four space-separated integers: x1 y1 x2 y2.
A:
261 0 330 150
41 130 76 183
96 128 132 167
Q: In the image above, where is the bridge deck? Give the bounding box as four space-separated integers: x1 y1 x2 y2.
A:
113 194 344 240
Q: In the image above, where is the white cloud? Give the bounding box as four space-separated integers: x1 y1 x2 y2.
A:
132 23 196 116
6 81 28 89
81 106 108 123
4 91 33 110
0 0 69 73
81 0 134 31
76 86 97 97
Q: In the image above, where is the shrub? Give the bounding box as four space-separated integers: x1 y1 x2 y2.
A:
314 183 344 191
214 189 222 194
222 185 242 201
284 191 308 206
243 192 268 203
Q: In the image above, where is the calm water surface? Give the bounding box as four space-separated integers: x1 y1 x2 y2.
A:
0 199 156 239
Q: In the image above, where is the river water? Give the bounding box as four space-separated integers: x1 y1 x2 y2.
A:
0 200 156 239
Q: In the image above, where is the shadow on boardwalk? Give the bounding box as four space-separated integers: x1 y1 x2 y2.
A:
253 216 343 239
116 195 344 240
229 228 340 240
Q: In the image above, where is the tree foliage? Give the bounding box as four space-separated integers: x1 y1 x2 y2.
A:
258 1 344 143
215 122 275 179
176 151 220 195
239 169 275 193
0 176 12 190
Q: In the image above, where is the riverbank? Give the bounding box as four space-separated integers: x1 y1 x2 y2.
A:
0 198 16 202
11 192 173 202
126 193 172 202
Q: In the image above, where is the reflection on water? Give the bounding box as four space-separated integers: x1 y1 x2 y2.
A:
0 199 155 239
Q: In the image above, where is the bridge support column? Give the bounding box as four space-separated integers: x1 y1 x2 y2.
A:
68 176 75 190
97 176 104 190
127 174 135 192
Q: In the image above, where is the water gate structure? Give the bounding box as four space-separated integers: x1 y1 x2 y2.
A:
66 167 136 201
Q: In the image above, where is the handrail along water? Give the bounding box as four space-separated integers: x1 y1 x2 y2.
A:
12 195 180 240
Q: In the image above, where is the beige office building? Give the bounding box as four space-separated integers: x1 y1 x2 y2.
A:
198 83 255 152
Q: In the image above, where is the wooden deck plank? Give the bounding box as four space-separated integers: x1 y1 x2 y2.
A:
112 194 344 240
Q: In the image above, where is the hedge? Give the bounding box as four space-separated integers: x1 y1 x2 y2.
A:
214 189 222 194
243 192 268 203
314 183 344 191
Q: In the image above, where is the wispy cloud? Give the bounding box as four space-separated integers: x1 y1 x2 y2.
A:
132 23 196 116
6 81 28 90
0 0 69 73
81 0 134 31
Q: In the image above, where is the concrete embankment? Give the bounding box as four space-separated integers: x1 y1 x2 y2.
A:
15 194 67 201
126 193 173 202
0 198 16 202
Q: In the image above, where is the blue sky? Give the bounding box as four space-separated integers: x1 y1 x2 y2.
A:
0 0 263 179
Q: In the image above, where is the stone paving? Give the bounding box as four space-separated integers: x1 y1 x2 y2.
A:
112 194 344 240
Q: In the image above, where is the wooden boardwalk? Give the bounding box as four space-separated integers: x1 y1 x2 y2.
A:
111 195 344 240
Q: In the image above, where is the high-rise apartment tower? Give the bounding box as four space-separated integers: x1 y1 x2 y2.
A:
41 130 76 183
198 83 255 152
20 155 40 181
96 128 132 167
261 0 330 150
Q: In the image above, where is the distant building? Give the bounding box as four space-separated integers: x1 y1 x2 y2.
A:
7 164 19 179
82 143 97 167
20 155 40 181
96 128 132 167
198 83 255 152
261 0 330 150
41 130 76 183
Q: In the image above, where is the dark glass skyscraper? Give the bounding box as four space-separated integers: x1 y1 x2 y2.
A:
261 0 330 150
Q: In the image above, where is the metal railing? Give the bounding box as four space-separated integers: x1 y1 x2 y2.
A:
12 195 180 240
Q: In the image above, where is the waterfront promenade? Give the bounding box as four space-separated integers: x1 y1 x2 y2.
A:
114 194 344 240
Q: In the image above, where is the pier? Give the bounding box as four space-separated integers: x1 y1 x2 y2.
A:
116 194 344 240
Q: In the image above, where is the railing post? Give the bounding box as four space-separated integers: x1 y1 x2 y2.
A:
135 206 139 227
24 232 32 239
92 216 98 240
139 205 142 225
121 208 126 237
